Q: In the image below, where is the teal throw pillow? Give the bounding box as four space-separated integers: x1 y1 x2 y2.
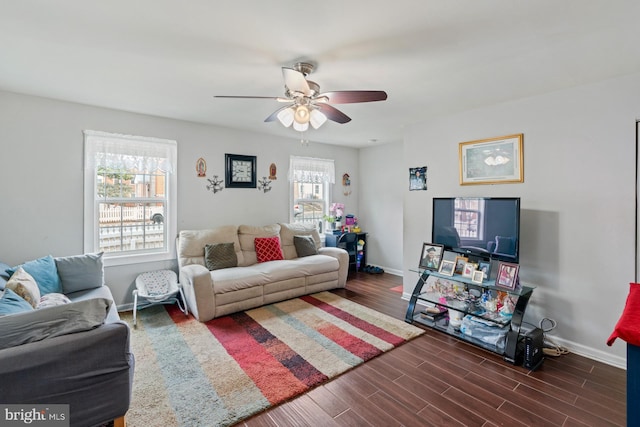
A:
5 255 62 295
0 289 35 315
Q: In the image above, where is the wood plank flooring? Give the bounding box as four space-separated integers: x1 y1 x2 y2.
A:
239 272 626 427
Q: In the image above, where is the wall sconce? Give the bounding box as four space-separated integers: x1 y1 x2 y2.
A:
206 175 224 194
257 177 272 193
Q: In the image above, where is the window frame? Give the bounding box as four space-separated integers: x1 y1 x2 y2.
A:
83 130 177 267
288 156 335 229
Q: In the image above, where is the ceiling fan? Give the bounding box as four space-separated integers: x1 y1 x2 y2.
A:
215 62 388 132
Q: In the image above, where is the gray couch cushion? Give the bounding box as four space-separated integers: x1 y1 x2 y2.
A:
0 297 111 350
55 252 104 294
205 243 238 271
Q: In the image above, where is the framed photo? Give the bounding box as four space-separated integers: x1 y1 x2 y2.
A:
409 166 427 191
471 270 484 284
225 154 257 188
462 262 477 278
478 261 491 280
459 133 524 185
454 256 468 275
438 260 455 276
419 243 444 271
496 262 520 290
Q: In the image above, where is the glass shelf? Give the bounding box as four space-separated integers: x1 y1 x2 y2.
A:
405 267 535 364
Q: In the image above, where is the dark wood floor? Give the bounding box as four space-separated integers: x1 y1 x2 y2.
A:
238 272 626 427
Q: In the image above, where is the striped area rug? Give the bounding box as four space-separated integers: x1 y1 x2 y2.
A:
122 291 424 427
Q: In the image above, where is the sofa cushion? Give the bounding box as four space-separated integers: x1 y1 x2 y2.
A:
54 252 105 294
255 237 284 263
0 289 35 315
294 235 319 258
205 243 238 270
178 226 243 267
0 297 111 350
5 267 41 308
278 223 321 260
238 224 281 266
5 255 62 295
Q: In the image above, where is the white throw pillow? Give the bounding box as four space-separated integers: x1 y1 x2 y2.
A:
5 267 41 308
37 293 72 309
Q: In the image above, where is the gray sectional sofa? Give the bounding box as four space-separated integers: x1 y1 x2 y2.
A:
0 253 134 427
177 223 348 322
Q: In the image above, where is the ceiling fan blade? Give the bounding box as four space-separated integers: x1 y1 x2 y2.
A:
318 90 388 104
317 104 351 124
264 104 293 122
215 95 281 100
282 67 311 95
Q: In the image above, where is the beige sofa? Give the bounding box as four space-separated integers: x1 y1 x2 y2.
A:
177 223 348 322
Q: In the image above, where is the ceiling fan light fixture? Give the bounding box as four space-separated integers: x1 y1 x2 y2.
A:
276 107 294 127
310 109 327 129
293 121 309 132
294 105 310 124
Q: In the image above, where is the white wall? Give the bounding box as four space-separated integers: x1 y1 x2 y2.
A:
403 72 640 367
358 141 404 274
0 90 359 307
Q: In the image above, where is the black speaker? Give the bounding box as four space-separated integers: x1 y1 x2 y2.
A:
523 328 545 370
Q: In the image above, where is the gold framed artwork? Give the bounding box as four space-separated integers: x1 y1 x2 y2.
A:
459 133 523 185
196 157 207 177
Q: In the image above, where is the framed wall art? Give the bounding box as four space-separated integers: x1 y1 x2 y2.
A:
459 133 523 185
409 166 427 191
225 154 257 188
418 243 444 271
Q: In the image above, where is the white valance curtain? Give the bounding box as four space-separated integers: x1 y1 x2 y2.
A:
288 156 335 184
84 130 177 174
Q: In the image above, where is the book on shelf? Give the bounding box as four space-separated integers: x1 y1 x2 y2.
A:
419 308 447 322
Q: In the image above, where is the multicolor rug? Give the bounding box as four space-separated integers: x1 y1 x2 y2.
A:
121 291 424 427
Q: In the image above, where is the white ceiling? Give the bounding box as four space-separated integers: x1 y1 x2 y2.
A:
2 1 639 148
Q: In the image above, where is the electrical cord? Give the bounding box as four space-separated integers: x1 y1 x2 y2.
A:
538 317 570 356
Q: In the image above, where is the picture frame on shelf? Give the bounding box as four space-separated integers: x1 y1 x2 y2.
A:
419 243 444 271
459 133 524 185
438 259 455 276
454 256 468 275
462 262 477 278
496 262 520 290
225 153 257 188
471 270 484 284
478 261 491 280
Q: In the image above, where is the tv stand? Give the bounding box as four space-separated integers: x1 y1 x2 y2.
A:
405 269 534 364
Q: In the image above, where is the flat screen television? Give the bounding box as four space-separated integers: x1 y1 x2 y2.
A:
432 197 520 263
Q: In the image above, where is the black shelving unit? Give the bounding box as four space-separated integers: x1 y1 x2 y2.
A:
405 269 534 364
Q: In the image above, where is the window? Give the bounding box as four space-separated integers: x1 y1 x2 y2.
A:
84 130 177 266
289 156 335 228
453 198 485 240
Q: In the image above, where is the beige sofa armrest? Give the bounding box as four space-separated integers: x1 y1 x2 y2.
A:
179 264 216 322
318 247 349 287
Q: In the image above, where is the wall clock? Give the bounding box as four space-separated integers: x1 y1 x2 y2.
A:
225 154 257 188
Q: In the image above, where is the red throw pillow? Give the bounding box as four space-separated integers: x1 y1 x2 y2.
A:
608 282 640 347
254 237 284 263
